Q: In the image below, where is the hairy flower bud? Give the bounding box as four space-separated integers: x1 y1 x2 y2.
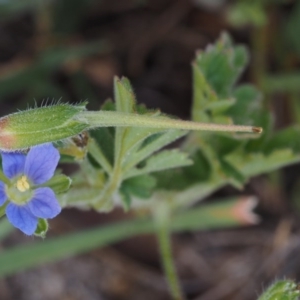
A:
0 103 88 151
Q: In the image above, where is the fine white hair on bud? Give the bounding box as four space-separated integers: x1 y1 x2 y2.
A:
0 103 88 151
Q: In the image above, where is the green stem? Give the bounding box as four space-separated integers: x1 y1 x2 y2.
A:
158 226 184 300
92 164 122 210
92 128 124 210
155 204 185 300
77 111 262 133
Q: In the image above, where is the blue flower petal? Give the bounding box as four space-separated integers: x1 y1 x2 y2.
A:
6 203 38 235
24 143 60 185
1 152 26 179
0 181 7 206
27 187 61 219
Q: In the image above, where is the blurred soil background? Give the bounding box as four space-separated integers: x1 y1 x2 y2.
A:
1 0 300 299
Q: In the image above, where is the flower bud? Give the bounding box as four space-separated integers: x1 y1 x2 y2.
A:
0 103 88 151
34 218 49 238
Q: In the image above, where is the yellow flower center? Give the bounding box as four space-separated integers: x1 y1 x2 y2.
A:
16 176 30 192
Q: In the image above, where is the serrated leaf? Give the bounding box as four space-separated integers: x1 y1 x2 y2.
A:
258 280 300 300
123 130 187 172
119 126 164 164
227 84 263 125
114 76 135 114
227 2 267 28
226 149 300 178
192 64 217 122
112 77 186 169
194 32 248 99
120 175 157 210
205 98 236 114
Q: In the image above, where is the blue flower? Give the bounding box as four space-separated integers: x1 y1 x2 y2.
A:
0 144 61 235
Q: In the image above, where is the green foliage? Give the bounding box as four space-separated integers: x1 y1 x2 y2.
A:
227 1 267 28
160 33 300 208
0 103 89 150
50 33 300 214
120 174 157 209
2 32 300 298
59 77 191 210
258 280 300 300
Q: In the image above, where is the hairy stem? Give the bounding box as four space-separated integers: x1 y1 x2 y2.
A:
155 204 185 300
77 111 262 134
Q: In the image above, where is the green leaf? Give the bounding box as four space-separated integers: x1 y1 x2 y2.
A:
258 280 300 300
114 77 135 114
226 149 300 178
121 174 157 200
194 33 248 99
122 130 187 172
187 32 300 193
113 77 162 168
120 174 157 210
227 2 267 28
205 98 236 115
124 150 193 179
192 64 217 122
227 84 263 125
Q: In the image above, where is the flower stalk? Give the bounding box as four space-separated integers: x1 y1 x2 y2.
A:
155 202 186 300
0 103 262 152
77 110 262 133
